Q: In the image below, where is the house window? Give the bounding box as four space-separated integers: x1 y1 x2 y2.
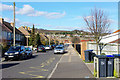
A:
2 31 7 39
7 32 11 40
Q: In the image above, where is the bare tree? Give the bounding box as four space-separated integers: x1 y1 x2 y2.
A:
83 8 111 55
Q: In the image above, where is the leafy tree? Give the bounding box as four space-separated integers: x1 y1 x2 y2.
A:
55 40 59 45
45 40 49 45
50 40 55 45
29 24 36 47
41 41 46 45
35 33 42 47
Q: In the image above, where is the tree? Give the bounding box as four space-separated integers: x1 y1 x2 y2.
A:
50 40 55 45
29 24 36 47
55 40 59 45
83 8 111 55
35 33 41 47
71 36 80 43
99 43 107 54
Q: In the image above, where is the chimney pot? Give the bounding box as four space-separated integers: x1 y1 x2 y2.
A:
10 22 14 27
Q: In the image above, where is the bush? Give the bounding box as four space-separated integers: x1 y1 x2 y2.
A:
100 53 106 55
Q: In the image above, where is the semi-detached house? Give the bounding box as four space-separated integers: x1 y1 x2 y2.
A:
0 18 25 46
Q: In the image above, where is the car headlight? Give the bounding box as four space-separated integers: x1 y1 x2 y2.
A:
4 52 8 55
15 52 19 54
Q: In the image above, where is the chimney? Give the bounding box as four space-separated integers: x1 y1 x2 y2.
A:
25 26 27 30
10 22 14 27
28 27 30 30
0 18 4 24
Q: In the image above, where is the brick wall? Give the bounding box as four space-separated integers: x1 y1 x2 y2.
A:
81 42 87 60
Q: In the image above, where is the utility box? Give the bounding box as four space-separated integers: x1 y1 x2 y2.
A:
94 55 114 78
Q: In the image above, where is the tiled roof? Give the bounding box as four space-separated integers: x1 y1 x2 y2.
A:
18 26 30 36
2 23 12 32
3 21 23 35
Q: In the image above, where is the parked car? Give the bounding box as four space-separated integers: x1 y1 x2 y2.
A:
51 44 56 49
57 44 64 48
25 47 33 58
44 45 52 50
36 45 46 52
54 46 65 54
4 46 26 60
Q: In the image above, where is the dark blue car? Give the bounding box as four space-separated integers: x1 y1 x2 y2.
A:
4 46 26 60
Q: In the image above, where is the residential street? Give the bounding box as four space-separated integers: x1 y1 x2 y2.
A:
2 50 62 78
1 45 96 79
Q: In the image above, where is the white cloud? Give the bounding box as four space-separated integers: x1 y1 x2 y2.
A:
3 17 39 27
27 11 47 16
46 11 66 19
0 3 17 11
1 4 66 19
4 17 13 22
16 5 35 15
16 4 66 19
73 16 82 20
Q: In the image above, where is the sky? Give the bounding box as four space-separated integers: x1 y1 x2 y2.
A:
0 2 118 32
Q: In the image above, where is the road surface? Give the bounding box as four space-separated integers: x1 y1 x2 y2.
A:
2 50 63 78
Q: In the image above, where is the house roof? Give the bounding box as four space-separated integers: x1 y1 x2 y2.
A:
2 23 12 33
100 30 120 44
18 26 30 36
3 21 23 35
114 29 120 33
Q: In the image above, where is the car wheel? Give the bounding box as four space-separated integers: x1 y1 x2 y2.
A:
19 55 23 60
30 54 33 58
44 50 46 52
25 54 28 59
5 57 9 61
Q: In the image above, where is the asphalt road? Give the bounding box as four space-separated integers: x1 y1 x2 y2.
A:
2 50 63 78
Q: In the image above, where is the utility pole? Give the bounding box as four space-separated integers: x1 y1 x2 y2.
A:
13 2 15 46
49 35 50 45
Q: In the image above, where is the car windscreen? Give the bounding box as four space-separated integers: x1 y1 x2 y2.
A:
8 47 21 51
55 47 63 49
45 45 49 47
25 48 29 51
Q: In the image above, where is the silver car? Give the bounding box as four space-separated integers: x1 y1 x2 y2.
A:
54 46 65 54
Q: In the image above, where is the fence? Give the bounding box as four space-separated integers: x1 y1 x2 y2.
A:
87 41 119 55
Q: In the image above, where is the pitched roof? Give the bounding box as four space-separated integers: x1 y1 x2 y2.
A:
114 29 120 33
101 30 120 44
1 23 12 32
3 21 23 35
18 26 30 36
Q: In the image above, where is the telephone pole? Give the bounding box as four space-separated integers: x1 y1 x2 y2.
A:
13 2 15 46
49 35 50 45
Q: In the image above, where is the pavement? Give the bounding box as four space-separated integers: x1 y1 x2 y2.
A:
85 63 94 75
51 45 95 78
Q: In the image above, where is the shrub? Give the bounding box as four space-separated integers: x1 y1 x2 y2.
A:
100 53 106 55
